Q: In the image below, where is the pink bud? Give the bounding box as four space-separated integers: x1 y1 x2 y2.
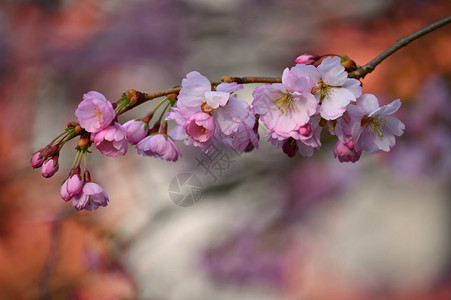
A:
298 123 312 137
41 156 59 178
123 119 148 145
60 180 72 202
31 151 45 168
184 112 215 143
295 54 315 65
334 140 361 163
66 174 83 196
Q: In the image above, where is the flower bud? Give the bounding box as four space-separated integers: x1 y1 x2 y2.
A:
60 180 72 202
66 174 83 197
295 54 316 65
334 140 361 163
41 156 59 178
282 138 298 158
122 119 148 145
31 151 45 168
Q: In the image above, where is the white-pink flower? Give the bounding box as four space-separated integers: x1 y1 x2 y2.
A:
93 122 128 157
252 64 317 134
72 182 109 211
347 94 405 154
222 112 259 152
310 57 362 120
75 91 115 133
167 71 251 148
136 134 181 162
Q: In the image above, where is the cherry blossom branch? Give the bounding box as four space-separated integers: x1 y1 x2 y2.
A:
348 16 451 79
119 76 282 115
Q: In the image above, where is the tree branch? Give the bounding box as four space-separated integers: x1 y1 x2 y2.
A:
118 16 450 114
348 16 451 79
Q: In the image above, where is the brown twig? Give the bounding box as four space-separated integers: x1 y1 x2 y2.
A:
117 16 450 114
348 16 451 79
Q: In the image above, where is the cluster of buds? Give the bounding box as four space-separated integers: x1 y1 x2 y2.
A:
32 53 405 211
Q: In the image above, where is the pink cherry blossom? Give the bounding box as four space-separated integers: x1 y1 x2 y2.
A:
31 151 45 168
41 156 59 178
310 57 362 120
222 112 259 152
75 91 115 133
347 94 405 154
72 182 109 211
136 134 181 162
123 119 148 145
167 71 250 149
93 122 128 157
266 115 322 157
184 112 216 143
252 64 317 135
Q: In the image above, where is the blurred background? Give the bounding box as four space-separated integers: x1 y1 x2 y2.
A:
0 0 450 299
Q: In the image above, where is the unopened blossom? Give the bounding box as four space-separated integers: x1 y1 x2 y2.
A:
60 180 72 202
310 57 362 120
41 156 59 178
347 94 405 154
136 134 181 162
334 139 361 163
252 64 318 134
295 54 316 65
72 182 109 211
184 112 216 143
75 91 115 133
123 119 148 145
66 174 83 197
31 151 45 168
93 122 128 157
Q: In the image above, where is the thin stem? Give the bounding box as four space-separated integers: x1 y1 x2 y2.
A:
348 16 451 78
72 150 81 169
115 17 450 114
158 101 171 124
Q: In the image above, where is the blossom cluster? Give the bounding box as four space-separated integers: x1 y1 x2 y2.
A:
31 54 405 211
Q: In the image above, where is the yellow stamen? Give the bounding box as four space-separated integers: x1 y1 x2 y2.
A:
94 107 102 120
274 92 296 114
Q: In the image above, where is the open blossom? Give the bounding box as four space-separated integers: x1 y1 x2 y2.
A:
222 112 259 152
266 115 322 157
253 64 317 135
75 91 115 133
346 94 405 154
72 182 109 211
123 119 148 145
167 71 250 148
93 122 128 157
41 156 59 178
310 57 362 120
136 134 181 162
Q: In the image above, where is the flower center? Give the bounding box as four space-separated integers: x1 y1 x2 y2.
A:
201 102 215 114
274 92 296 114
311 80 330 103
361 116 386 137
94 107 103 120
